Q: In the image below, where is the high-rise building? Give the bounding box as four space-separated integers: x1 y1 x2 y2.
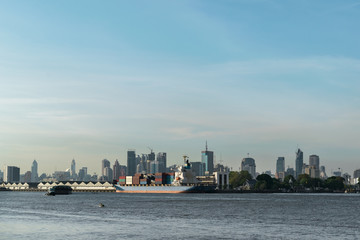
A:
119 165 127 177
295 148 303 178
102 159 110 177
78 167 88 181
127 150 136 176
201 142 214 175
156 152 167 173
3 166 20 183
31 160 38 182
354 169 360 184
275 157 285 180
308 155 320 178
309 155 320 170
24 171 32 183
113 159 121 180
276 157 285 173
104 167 113 181
150 161 157 174
191 162 206 176
71 159 76 179
320 166 327 179
148 150 155 161
286 167 295 177
241 157 256 179
136 155 146 174
146 149 156 174
354 169 360 179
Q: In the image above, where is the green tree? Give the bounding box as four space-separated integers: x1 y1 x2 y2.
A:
297 174 311 188
229 171 252 189
255 180 267 190
271 178 282 190
309 178 323 190
325 176 345 191
283 175 296 189
256 174 273 189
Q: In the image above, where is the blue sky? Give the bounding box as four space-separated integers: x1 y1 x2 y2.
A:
0 0 359 176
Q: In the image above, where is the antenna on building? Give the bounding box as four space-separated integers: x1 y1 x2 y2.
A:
205 141 208 151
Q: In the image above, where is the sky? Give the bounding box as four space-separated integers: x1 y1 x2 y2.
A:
0 0 359 176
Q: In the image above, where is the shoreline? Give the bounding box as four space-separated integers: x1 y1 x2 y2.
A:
3 188 359 194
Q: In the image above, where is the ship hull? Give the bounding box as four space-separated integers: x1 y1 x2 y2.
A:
114 184 215 193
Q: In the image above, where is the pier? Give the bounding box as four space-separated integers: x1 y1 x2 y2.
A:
1 181 116 192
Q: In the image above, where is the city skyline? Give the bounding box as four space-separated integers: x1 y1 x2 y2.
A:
0 1 359 175
0 144 355 178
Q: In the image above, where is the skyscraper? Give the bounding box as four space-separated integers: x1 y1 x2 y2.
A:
3 166 20 183
104 167 113 181
156 152 167 173
275 157 285 180
309 155 320 170
309 155 320 178
31 160 38 182
241 157 256 179
113 159 121 180
191 162 206 176
276 157 285 173
354 169 360 179
148 150 155 161
78 167 88 181
127 150 136 176
320 166 327 179
24 171 32 183
71 159 76 179
201 142 214 175
102 159 110 177
295 148 303 178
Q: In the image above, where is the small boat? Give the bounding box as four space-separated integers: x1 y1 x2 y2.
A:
99 203 105 208
46 185 73 196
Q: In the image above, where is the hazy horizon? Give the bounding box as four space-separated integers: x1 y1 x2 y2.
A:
1 1 359 176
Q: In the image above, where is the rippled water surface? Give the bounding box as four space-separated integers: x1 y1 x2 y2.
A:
0 192 359 239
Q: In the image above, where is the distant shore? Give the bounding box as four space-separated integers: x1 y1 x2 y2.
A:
4 188 359 194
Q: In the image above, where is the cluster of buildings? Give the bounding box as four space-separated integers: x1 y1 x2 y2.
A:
274 150 327 181
0 143 228 184
272 148 358 185
1 145 359 186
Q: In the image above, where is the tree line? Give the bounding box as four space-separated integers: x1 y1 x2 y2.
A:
229 171 348 192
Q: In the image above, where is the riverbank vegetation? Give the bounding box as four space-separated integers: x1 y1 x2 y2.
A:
228 171 358 193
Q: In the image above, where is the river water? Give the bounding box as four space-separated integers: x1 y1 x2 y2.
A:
0 192 359 239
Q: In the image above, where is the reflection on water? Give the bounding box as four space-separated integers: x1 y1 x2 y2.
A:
0 192 359 239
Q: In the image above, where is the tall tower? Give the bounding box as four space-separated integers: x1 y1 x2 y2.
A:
102 159 110 177
309 155 320 178
71 159 76 179
201 141 214 175
241 157 256 179
276 157 285 173
156 152 167 173
3 166 20 183
309 155 320 170
113 159 121 180
31 160 38 182
295 148 303 178
127 150 136 176
275 157 285 180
